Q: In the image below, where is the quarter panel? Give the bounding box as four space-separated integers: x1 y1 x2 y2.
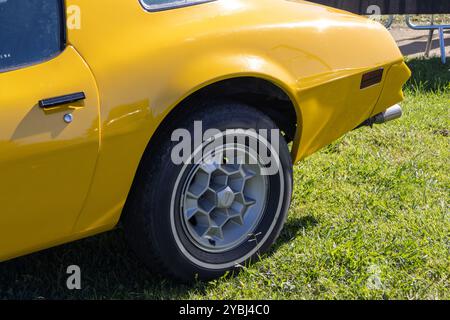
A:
67 0 406 232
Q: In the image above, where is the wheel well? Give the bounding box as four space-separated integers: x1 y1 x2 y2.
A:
120 77 298 226
157 77 298 143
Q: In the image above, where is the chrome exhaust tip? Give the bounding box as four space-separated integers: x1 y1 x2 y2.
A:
357 104 403 128
373 104 403 124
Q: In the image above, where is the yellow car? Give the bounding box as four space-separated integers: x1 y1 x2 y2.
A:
0 0 410 281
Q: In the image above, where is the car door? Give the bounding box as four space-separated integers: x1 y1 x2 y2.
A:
0 0 100 260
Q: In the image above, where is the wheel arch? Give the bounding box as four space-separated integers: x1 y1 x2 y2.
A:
147 74 303 158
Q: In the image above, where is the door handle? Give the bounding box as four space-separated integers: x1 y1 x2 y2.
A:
39 92 86 109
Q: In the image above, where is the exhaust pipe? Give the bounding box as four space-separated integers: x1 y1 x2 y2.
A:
358 104 403 128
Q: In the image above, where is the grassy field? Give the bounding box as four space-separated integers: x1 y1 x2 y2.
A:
0 58 448 300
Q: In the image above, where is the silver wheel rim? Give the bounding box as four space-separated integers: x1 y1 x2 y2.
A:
180 145 268 253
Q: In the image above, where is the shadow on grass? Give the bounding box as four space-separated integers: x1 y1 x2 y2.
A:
405 57 450 92
0 229 202 300
270 214 319 253
0 215 318 299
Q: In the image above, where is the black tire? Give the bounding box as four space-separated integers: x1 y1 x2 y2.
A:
122 100 293 282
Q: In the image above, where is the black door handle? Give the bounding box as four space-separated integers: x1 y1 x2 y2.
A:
39 92 86 109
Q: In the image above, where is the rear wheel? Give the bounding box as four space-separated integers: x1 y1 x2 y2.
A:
123 101 293 282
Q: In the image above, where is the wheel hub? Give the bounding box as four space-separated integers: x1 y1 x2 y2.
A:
217 187 235 209
180 147 268 253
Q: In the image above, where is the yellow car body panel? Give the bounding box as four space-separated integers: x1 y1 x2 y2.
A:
0 0 410 261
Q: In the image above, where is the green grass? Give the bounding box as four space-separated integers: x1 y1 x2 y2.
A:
0 58 449 300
